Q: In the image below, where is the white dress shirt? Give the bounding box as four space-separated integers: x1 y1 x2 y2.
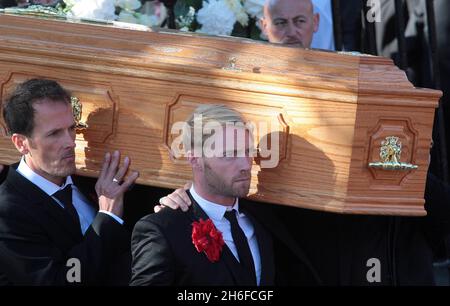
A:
311 0 336 51
190 185 262 285
16 158 123 235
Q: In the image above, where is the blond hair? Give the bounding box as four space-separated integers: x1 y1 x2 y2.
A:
182 104 246 155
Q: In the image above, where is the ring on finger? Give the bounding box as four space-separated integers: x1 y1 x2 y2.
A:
112 177 120 184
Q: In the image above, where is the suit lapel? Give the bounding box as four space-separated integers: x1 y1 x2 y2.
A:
187 191 254 286
7 165 83 243
241 203 275 286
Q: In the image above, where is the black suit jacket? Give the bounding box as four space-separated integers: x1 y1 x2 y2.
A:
270 171 450 286
130 195 275 286
0 164 131 285
130 193 322 286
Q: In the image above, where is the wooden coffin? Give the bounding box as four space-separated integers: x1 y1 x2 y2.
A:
0 14 442 216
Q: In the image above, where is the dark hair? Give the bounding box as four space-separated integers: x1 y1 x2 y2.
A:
2 79 71 136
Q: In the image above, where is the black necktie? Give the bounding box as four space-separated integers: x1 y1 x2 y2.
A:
224 209 257 285
53 185 82 233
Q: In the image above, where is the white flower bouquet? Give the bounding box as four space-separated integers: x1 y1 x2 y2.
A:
5 0 265 39
173 0 265 38
60 0 167 27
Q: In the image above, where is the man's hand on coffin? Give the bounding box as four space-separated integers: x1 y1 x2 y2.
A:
95 150 139 218
154 181 192 213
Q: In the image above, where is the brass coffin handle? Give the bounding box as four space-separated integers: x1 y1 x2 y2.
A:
368 162 418 171
368 136 418 171
71 96 88 131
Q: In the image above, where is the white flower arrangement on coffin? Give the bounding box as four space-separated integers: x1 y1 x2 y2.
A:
55 0 265 38
196 0 237 36
64 0 115 20
174 0 265 39
242 0 264 21
62 0 167 27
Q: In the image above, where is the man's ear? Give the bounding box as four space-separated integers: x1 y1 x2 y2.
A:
11 133 30 155
313 13 320 33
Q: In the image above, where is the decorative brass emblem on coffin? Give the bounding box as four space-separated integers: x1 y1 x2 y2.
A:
71 96 88 131
369 136 418 171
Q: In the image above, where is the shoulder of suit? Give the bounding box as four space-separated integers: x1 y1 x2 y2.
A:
136 207 192 230
0 179 25 206
0 166 44 206
0 183 36 223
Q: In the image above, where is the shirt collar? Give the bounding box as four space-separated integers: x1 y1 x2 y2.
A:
17 157 73 196
190 185 239 221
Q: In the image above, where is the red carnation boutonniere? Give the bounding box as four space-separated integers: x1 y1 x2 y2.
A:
191 219 225 263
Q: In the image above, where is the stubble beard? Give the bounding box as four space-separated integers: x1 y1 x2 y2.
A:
203 161 250 198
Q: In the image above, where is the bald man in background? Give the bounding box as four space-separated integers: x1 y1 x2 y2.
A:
260 0 319 48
